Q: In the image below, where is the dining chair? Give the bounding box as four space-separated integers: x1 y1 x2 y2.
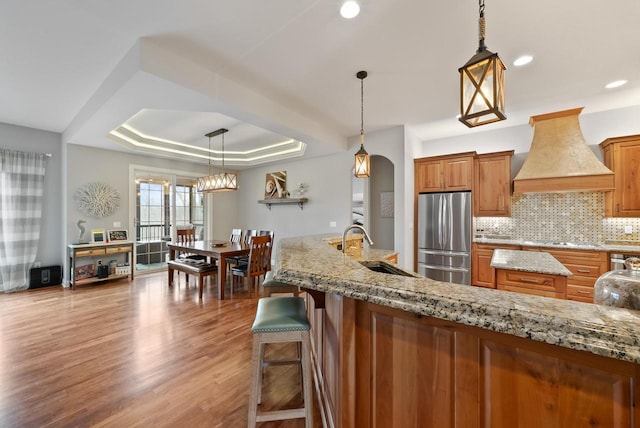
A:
229 228 242 243
228 229 258 270
231 234 271 298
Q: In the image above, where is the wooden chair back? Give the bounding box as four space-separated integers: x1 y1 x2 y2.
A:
246 235 271 279
259 230 275 271
230 228 242 243
177 228 196 244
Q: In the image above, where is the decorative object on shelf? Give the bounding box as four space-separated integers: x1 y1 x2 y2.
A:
74 264 95 280
107 229 128 242
264 171 287 199
295 182 308 197
354 70 370 178
74 182 121 218
91 229 106 243
458 0 506 128
76 219 87 244
197 128 238 192
258 197 308 210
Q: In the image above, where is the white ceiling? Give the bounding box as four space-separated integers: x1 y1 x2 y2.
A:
2 0 639 168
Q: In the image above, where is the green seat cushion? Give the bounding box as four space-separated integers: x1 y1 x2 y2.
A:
262 271 289 287
251 297 310 333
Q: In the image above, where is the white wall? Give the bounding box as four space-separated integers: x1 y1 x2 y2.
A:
370 155 394 250
0 122 63 268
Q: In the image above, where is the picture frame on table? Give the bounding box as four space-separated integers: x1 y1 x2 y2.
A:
107 229 128 242
91 229 106 243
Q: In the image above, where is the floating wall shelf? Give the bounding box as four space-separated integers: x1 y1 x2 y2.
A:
258 197 308 210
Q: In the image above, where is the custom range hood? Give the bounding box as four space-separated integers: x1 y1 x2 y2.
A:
513 107 614 194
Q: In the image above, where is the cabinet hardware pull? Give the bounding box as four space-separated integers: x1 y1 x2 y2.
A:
576 290 590 294
519 277 540 284
576 269 591 273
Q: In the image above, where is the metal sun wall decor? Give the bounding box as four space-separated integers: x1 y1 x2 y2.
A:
74 182 121 218
264 171 287 199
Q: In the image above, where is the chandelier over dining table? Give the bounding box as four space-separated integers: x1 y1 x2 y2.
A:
197 128 238 192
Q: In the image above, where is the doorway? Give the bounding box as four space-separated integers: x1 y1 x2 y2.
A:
355 155 394 250
132 169 204 273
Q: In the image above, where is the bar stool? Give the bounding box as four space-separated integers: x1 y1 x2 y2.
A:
247 297 312 428
262 271 300 297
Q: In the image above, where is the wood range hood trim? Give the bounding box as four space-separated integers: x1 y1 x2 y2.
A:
512 107 615 194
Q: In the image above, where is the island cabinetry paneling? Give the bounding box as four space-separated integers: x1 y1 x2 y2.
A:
352 299 637 428
526 247 608 303
474 150 514 216
415 153 475 193
472 243 521 288
600 135 640 217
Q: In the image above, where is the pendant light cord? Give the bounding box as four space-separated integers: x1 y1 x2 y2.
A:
478 0 486 52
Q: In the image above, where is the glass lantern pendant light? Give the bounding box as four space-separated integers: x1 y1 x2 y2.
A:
354 70 370 178
197 128 238 192
458 0 506 128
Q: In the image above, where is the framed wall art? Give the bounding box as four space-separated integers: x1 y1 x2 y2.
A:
91 229 106 243
107 229 128 242
264 171 287 199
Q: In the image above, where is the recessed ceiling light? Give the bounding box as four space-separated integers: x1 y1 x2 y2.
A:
605 79 628 89
513 55 533 67
340 1 360 19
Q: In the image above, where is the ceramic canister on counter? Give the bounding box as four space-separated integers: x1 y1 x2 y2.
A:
594 258 640 309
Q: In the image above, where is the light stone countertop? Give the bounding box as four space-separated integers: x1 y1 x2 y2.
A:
474 237 640 254
490 249 573 276
273 234 640 364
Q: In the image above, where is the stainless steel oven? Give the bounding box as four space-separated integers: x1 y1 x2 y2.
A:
610 253 640 271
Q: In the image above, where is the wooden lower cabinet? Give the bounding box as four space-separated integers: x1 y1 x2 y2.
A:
307 293 639 428
472 243 521 288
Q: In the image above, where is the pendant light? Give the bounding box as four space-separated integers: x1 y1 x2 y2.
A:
354 70 370 178
458 0 506 128
196 128 238 192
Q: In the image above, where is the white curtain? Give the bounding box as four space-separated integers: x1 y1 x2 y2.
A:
0 149 48 293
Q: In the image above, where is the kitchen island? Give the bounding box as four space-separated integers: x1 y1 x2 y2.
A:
273 234 640 428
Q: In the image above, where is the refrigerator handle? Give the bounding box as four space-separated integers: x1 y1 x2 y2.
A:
438 194 444 249
442 195 449 246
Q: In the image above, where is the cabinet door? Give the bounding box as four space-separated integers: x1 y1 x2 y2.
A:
474 151 513 216
416 160 443 192
601 136 640 217
443 156 473 191
614 141 640 216
472 245 496 288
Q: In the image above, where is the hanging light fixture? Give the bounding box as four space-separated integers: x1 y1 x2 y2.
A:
458 0 506 128
196 128 238 192
354 70 370 178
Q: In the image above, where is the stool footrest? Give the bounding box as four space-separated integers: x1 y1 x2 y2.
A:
256 408 306 422
263 357 301 367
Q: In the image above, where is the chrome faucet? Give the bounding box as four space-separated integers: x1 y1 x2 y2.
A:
342 224 374 253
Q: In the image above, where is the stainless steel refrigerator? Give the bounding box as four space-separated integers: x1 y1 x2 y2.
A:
417 192 472 285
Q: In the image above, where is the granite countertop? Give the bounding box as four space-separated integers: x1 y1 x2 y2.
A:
273 234 640 364
491 249 573 276
474 236 640 254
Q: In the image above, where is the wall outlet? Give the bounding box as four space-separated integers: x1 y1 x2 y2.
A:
113 221 121 228
329 221 337 228
34 261 41 268
625 225 633 234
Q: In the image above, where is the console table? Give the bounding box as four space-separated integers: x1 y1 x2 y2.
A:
68 241 134 288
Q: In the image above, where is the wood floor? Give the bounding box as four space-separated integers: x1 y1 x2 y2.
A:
0 272 320 427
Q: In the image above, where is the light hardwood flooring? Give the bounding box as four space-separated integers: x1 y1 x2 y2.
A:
0 272 320 427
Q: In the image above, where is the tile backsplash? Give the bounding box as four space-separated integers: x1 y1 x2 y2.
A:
474 192 640 244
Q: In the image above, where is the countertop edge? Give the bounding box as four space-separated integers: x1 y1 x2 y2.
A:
274 235 640 364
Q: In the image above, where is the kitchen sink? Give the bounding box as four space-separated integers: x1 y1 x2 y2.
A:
359 261 416 277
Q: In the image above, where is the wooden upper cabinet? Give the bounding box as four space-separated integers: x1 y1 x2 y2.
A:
474 150 514 216
600 135 640 217
415 152 475 193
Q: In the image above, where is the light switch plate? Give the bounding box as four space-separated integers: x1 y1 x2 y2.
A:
624 225 633 234
113 221 121 228
330 221 337 228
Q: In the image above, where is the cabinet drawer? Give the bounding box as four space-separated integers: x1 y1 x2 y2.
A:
75 248 106 257
498 271 557 292
560 262 604 279
567 285 594 303
106 245 131 254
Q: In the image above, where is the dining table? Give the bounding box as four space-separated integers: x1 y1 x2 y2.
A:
167 239 250 299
